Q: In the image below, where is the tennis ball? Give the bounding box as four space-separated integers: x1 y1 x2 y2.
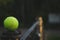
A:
4 16 19 31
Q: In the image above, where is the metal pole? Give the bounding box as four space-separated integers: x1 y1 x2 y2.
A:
20 21 39 40
39 17 43 40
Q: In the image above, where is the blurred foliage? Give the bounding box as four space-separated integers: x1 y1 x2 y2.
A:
0 0 14 6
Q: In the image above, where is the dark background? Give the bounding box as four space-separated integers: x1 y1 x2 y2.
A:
0 0 60 29
0 0 60 40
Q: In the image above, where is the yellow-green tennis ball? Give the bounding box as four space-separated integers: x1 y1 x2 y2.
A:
4 16 19 31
